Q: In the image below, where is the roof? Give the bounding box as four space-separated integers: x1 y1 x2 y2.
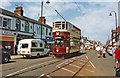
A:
0 8 52 29
19 39 44 43
112 26 120 33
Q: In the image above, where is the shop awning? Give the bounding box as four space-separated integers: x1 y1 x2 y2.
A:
0 36 14 41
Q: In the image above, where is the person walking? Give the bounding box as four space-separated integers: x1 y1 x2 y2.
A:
114 45 120 68
114 45 120 77
112 46 116 56
96 45 100 58
99 46 103 57
102 46 106 58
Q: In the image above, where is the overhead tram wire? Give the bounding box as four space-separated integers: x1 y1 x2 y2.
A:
44 2 67 22
74 1 82 13
73 0 92 37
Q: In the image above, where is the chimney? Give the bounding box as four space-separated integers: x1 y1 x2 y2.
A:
38 17 46 24
14 6 23 16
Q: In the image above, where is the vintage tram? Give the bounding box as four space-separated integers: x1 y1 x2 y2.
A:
52 21 81 57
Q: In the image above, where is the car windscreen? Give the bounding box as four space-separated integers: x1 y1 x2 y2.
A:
22 44 28 48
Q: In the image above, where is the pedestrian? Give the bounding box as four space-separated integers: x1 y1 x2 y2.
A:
112 46 116 56
114 45 120 68
102 46 106 58
99 46 103 57
114 45 120 77
96 45 100 58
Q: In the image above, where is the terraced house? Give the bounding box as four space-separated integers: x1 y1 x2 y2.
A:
0 6 52 55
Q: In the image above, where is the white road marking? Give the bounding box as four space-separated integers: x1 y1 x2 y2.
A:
40 74 45 77
80 59 87 62
6 59 58 77
78 62 85 65
86 56 89 59
79 74 84 76
46 75 53 78
87 64 92 67
61 68 75 74
85 69 94 73
89 61 96 69
69 64 81 68
56 60 68 67
57 66 61 68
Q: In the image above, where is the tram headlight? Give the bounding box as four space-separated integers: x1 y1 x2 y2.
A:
56 49 59 52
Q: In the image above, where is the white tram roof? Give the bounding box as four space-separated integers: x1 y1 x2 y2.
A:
19 39 44 43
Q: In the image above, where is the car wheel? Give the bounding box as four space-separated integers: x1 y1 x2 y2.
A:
3 56 9 63
37 53 40 57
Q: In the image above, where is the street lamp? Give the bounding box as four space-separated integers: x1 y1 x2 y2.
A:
109 11 118 45
40 0 50 40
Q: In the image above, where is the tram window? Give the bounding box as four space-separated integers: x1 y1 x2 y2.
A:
55 40 62 46
66 23 68 29
22 44 28 48
62 24 65 29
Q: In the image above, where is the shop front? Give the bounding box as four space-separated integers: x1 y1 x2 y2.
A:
0 29 14 54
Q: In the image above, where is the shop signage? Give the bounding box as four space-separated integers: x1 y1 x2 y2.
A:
1 30 14 36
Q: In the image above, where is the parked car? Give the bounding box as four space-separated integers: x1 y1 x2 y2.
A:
0 45 11 63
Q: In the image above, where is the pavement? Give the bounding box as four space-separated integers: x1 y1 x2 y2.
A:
10 55 23 59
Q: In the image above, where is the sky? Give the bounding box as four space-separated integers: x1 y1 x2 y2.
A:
0 0 119 44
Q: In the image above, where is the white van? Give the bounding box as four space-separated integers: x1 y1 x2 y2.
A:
17 39 50 58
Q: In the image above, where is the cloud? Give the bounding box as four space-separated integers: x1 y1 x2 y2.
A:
22 2 118 43
1 1 118 44
0 0 11 8
70 2 118 43
2 0 119 2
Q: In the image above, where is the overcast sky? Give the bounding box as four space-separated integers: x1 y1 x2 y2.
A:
0 0 119 44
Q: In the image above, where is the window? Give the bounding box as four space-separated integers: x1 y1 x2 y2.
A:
49 30 52 36
22 24 24 27
62 24 65 29
25 22 29 32
55 39 63 46
3 18 11 29
66 23 68 29
32 42 38 47
40 43 43 47
42 27 44 35
16 19 21 31
0 17 2 27
37 26 39 34
46 28 48 35
22 44 28 48
3 18 7 27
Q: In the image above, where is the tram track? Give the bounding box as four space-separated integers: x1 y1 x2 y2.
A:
4 52 89 78
38 53 96 78
4 58 62 78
